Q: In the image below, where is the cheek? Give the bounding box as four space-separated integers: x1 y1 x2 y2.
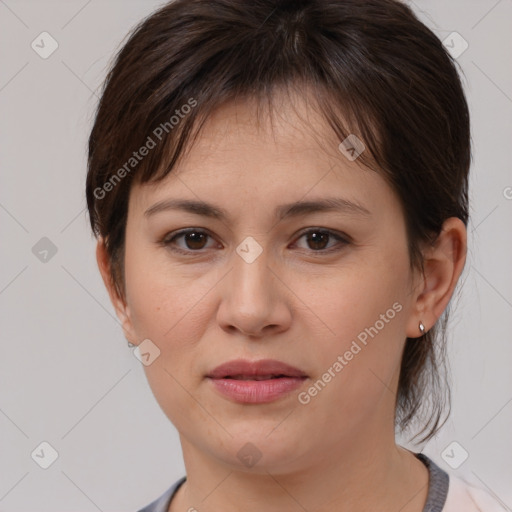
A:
299 257 409 350
123 236 205 337
293 252 411 410
123 242 222 394
123 248 217 428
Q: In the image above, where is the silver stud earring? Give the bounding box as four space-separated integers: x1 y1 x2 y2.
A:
419 321 426 336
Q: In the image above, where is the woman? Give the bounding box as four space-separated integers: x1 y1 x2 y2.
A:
86 0 506 510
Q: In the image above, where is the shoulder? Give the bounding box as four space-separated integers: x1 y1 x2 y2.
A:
136 476 186 512
443 475 508 512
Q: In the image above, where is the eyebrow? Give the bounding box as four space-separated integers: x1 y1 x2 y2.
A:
144 196 371 221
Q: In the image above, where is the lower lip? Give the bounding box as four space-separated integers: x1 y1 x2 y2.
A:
207 377 307 404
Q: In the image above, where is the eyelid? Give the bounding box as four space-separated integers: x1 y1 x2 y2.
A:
294 227 352 244
162 227 211 243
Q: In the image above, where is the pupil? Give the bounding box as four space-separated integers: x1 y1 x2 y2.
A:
186 232 206 249
308 231 328 250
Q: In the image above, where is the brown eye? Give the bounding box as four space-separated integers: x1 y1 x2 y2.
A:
162 228 348 256
182 231 208 250
294 229 349 253
163 229 215 253
305 231 330 250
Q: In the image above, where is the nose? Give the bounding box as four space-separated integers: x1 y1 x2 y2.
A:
216 247 292 339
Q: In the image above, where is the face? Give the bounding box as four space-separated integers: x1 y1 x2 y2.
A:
111 93 426 474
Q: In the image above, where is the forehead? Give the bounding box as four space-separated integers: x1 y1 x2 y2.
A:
179 90 345 166
128 91 398 222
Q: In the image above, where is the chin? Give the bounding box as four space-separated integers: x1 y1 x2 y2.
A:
209 427 309 474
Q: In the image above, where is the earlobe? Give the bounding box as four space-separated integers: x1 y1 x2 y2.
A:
95 238 138 345
406 217 467 338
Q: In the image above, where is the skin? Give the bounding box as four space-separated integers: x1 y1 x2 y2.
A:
97 91 467 512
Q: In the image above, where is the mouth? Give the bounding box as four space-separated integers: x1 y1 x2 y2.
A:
220 374 293 380
207 358 308 380
206 359 308 404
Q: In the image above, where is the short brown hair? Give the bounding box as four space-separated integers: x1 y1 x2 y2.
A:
86 0 471 442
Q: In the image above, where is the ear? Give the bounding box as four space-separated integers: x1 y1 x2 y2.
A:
96 237 138 346
406 217 467 338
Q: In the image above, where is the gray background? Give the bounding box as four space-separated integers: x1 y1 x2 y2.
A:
0 0 511 510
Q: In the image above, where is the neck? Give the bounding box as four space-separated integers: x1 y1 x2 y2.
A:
170 423 429 512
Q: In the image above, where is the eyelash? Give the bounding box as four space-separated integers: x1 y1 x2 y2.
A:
160 228 350 256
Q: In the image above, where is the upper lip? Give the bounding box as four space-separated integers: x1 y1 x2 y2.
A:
207 359 308 379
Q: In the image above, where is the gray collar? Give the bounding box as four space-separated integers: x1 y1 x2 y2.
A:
416 452 450 511
137 453 449 512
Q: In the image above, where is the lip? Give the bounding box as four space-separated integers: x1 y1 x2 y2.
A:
206 359 308 404
207 358 307 379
